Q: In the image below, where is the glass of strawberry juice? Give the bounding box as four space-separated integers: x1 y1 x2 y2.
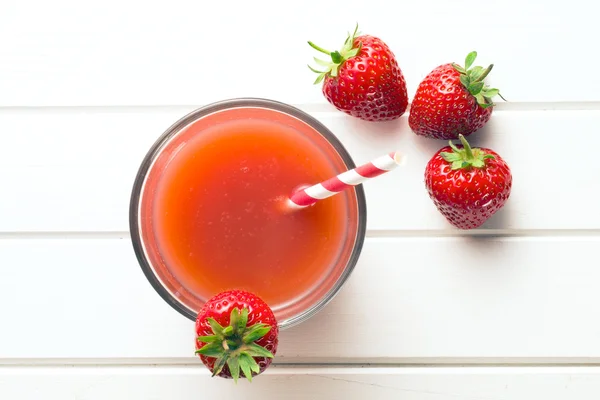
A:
129 98 366 329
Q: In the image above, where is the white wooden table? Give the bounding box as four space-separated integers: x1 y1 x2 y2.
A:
2 0 600 398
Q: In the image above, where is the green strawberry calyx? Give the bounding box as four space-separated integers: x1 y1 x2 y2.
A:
307 24 362 84
195 307 274 383
452 51 506 109
440 134 495 170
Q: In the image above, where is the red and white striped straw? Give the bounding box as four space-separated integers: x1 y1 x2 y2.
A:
288 151 403 208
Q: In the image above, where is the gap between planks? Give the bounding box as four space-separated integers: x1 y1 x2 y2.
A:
0 229 599 240
4 358 600 368
1 102 600 114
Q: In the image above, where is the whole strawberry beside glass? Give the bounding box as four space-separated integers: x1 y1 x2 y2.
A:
425 134 512 229
308 25 409 122
409 51 505 140
195 290 279 382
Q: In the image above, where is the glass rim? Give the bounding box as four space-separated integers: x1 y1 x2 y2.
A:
129 97 367 330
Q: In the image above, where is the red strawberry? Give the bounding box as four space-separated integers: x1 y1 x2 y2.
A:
195 290 278 382
308 25 408 121
424 134 512 229
409 51 505 140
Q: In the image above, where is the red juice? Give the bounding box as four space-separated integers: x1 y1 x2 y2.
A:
134 103 364 325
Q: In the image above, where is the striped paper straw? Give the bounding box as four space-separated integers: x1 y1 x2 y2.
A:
288 151 403 208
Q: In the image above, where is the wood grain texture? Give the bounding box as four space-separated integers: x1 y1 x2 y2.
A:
2 237 600 361
2 366 600 399
0 0 598 106
1 109 599 233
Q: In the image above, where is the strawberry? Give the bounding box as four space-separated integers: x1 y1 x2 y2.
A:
195 290 278 382
409 51 505 140
308 25 408 121
424 134 512 229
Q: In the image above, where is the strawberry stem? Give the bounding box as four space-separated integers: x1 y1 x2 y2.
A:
440 134 494 170
459 134 475 161
307 41 332 55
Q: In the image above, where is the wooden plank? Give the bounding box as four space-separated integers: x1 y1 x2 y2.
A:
1 109 599 232
2 366 600 399
0 0 597 106
2 237 600 361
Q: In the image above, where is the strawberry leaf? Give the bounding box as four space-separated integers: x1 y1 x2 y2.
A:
468 66 485 82
313 57 332 67
346 47 360 58
452 63 467 74
229 308 240 335
207 317 225 336
440 151 462 163
245 353 261 374
212 356 228 377
196 335 217 343
476 64 494 82
451 160 465 170
222 326 234 336
459 75 470 89
474 93 486 106
239 353 254 382
468 81 484 95
331 51 343 64
465 51 477 70
238 308 249 332
307 65 326 74
351 23 360 39
227 357 241 383
243 324 271 343
471 159 485 168
245 343 275 359
483 88 499 98
195 342 223 357
313 73 326 85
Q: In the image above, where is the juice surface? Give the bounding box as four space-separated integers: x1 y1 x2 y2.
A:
153 117 351 311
